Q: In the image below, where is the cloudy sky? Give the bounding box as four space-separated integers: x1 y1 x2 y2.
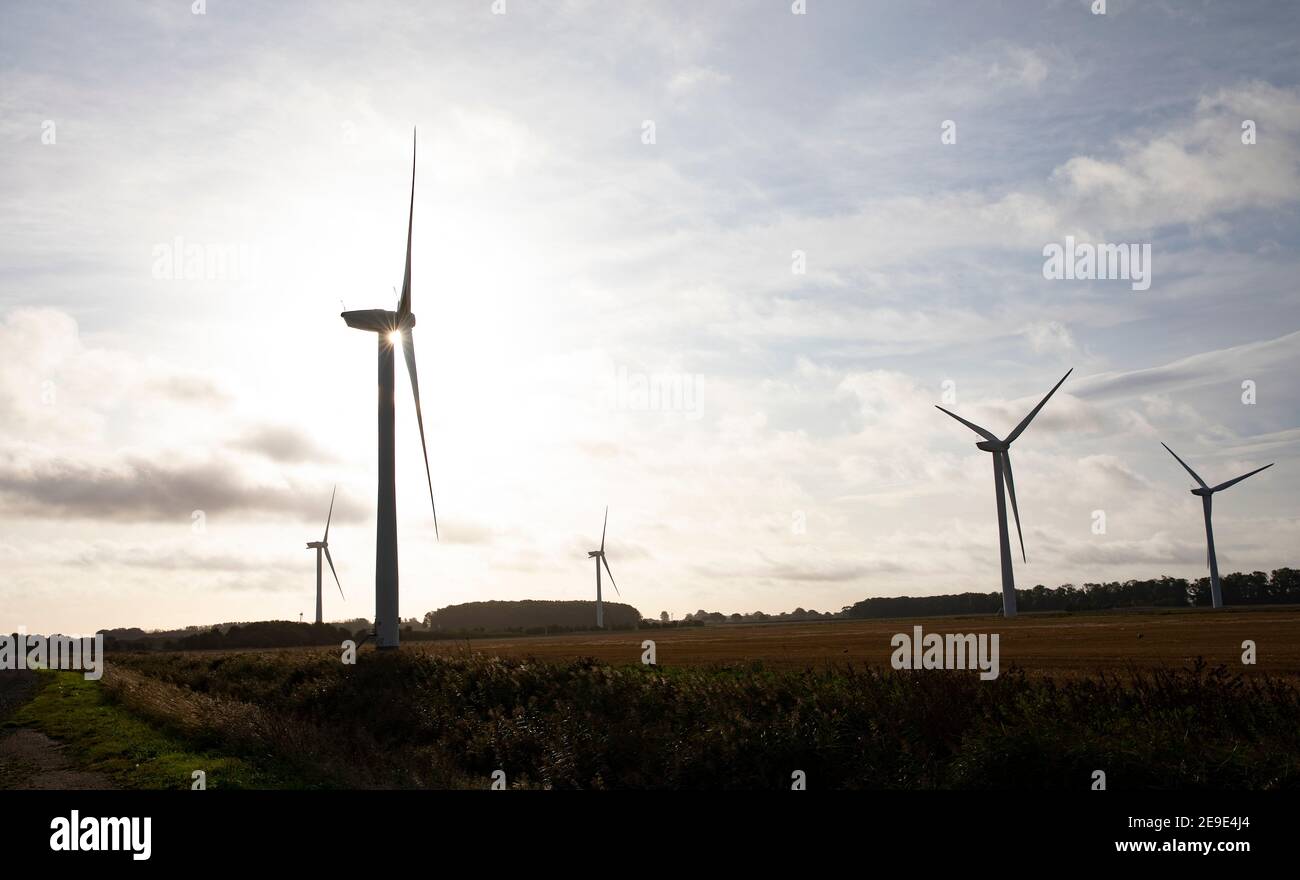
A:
2 0 1298 633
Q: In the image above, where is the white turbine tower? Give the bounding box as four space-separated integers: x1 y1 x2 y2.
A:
935 369 1072 619
306 486 344 625
1161 442 1274 609
341 130 439 649
588 507 619 628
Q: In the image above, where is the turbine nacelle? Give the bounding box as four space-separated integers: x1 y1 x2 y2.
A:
1191 487 1212 497
341 308 416 335
306 540 325 549
975 439 1008 453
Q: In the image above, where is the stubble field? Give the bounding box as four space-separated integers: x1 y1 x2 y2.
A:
405 607 1300 676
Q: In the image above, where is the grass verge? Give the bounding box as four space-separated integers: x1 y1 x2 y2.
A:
5 671 304 789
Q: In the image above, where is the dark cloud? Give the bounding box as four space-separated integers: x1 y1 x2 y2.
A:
71 543 300 575
146 374 231 406
763 563 878 582
438 521 499 545
1058 537 1204 567
1073 331 1300 402
0 451 363 524
210 571 321 594
693 555 901 583
233 424 335 464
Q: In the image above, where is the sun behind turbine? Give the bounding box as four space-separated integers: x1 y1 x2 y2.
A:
340 129 439 650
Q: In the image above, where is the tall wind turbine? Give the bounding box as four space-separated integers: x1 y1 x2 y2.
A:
1161 443 1274 609
588 507 619 628
341 129 439 650
306 486 344 625
935 369 1072 619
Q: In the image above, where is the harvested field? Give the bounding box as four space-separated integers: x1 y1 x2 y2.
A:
401 607 1300 676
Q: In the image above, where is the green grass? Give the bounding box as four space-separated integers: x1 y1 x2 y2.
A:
5 671 302 789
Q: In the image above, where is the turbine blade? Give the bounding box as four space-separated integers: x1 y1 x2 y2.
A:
1005 368 1072 445
401 328 439 539
602 554 619 596
934 406 999 443
600 506 608 553
324 545 344 600
1001 452 1026 563
323 484 336 542
1161 442 1208 489
397 128 416 320
1210 462 1274 493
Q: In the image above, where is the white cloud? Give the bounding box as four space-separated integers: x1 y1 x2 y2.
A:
1022 320 1077 356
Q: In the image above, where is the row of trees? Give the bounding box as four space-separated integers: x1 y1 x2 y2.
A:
98 568 1299 650
103 621 356 652
681 608 840 623
845 569 1300 619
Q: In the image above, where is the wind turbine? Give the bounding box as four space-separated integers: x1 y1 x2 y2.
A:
1160 443 1274 609
935 369 1072 619
341 129 439 650
306 486 344 625
588 507 620 628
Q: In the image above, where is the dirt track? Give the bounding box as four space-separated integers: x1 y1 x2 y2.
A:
0 670 115 790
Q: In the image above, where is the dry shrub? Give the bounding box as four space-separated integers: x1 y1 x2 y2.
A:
101 664 460 788
105 651 1300 789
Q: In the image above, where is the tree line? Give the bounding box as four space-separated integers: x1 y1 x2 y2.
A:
103 621 356 652
97 568 1299 650
844 569 1300 619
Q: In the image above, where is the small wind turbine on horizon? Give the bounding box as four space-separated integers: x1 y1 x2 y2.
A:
306 486 344 625
935 369 1072 619
588 507 620 628
1160 442 1274 609
341 129 439 650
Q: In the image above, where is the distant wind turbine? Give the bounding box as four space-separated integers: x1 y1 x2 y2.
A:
341 129 439 650
588 507 620 628
1160 442 1274 609
935 369 1072 619
306 486 344 625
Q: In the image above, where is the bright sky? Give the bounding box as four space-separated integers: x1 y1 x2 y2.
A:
2 0 1299 633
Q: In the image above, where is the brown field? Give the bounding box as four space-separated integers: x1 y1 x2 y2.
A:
403 606 1300 675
